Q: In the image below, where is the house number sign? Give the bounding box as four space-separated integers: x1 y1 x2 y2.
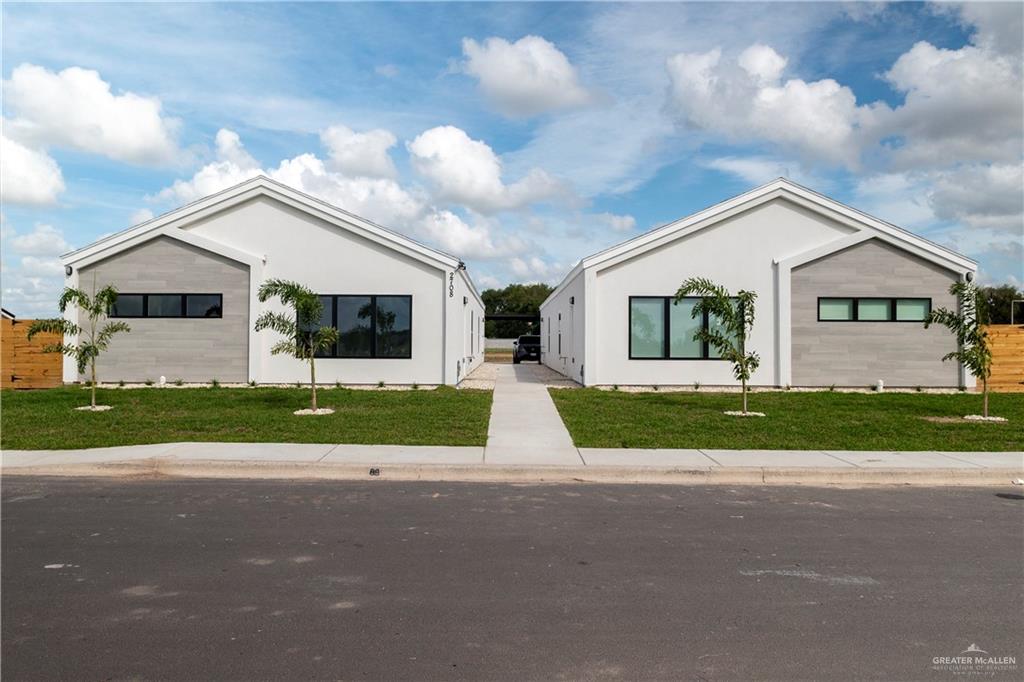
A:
449 272 454 297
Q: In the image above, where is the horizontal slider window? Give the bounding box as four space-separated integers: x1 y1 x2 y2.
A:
109 294 223 318
817 297 930 322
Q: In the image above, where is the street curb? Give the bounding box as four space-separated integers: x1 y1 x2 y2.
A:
3 458 1021 487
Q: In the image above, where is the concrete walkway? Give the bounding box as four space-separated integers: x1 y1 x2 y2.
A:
483 363 583 465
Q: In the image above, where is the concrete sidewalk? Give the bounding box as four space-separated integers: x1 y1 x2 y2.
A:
483 363 582 465
3 441 1021 486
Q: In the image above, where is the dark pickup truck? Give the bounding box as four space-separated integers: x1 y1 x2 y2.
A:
512 335 541 364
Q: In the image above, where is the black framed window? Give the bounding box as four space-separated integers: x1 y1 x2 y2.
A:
109 293 223 318
110 294 144 317
315 294 412 359
186 294 223 318
628 296 736 360
817 297 931 322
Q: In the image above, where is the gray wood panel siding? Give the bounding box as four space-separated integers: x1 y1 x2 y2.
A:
791 239 959 387
77 236 249 382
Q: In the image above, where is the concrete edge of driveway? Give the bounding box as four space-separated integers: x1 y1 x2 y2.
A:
3 458 1022 487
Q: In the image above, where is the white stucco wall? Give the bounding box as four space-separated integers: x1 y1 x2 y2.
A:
449 267 485 384
589 198 855 386
540 268 585 383
182 196 451 385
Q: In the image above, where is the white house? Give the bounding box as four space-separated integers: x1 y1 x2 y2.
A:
540 178 977 388
60 176 485 386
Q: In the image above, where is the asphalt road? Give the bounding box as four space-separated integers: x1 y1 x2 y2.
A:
3 478 1022 681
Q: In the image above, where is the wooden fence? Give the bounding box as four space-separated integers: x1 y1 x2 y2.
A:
0 317 63 389
986 324 1024 393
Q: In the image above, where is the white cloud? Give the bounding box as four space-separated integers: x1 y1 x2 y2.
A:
320 124 398 179
8 223 73 256
375 64 399 78
0 271 64 318
461 36 593 117
3 63 181 165
475 273 502 290
0 220 74 318
417 210 509 259
737 43 787 85
130 208 155 225
269 152 423 227
594 212 637 232
214 128 258 168
852 172 938 230
853 165 1024 245
155 129 529 262
407 125 570 213
18 255 65 278
928 164 1024 232
0 133 65 206
666 26 1023 177
703 155 824 187
508 256 569 283
938 1 1024 56
156 128 262 203
879 41 1022 169
666 46 870 167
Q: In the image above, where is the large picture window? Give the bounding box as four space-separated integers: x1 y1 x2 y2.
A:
315 294 412 359
817 297 931 322
109 293 222 318
629 296 736 360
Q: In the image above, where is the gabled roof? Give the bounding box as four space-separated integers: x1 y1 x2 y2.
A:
544 177 976 305
62 175 463 271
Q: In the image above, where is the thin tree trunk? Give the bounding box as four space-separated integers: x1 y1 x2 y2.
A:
982 376 988 418
91 360 97 408
742 377 747 414
310 357 317 411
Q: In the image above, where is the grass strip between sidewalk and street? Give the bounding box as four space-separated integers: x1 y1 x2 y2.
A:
549 389 1024 451
1 386 493 450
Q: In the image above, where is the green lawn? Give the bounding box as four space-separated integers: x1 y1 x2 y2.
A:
549 389 1024 451
1 386 493 450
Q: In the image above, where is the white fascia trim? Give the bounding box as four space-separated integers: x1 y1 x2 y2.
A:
61 176 461 272
779 182 976 272
458 267 485 308
541 262 584 310
579 178 976 276
70 226 263 271
774 227 973 276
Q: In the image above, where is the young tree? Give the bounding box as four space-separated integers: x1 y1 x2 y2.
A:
254 279 339 412
675 277 760 415
925 281 995 418
27 285 131 410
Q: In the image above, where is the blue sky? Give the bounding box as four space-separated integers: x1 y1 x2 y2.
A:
2 1 1022 316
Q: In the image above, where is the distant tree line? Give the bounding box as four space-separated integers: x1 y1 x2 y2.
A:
481 283 553 338
980 284 1023 324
